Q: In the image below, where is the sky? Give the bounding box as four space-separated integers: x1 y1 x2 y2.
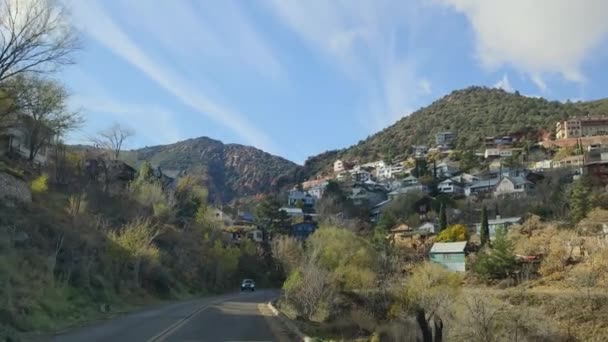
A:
61 0 608 164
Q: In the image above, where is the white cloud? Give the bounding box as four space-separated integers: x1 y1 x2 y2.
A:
438 0 608 91
67 0 279 154
493 73 513 92
264 0 430 132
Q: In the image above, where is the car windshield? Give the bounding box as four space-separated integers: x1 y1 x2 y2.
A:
243 279 254 284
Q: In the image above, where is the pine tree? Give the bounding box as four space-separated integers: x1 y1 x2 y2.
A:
439 203 448 231
480 206 490 247
570 178 591 223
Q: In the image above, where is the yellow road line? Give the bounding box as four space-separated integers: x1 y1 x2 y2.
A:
147 295 239 342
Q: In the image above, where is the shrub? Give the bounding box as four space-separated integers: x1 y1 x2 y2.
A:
31 174 49 193
472 228 517 281
436 224 468 242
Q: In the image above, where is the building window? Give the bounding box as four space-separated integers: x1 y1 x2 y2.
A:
443 254 450 260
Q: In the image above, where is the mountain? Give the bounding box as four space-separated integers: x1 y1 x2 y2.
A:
121 137 299 203
300 86 608 178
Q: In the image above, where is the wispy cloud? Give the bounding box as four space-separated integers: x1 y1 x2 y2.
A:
66 0 280 154
493 73 513 92
264 0 431 132
437 0 608 91
70 95 182 147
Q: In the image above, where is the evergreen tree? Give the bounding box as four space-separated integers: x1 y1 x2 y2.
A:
473 227 517 280
439 203 448 231
480 206 490 247
569 178 591 223
374 211 396 248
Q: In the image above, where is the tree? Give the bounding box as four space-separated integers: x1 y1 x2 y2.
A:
473 228 517 281
94 123 135 159
569 178 591 223
4 74 81 161
439 203 447 231
255 196 290 234
480 206 490 247
436 224 467 242
374 211 396 247
0 0 79 82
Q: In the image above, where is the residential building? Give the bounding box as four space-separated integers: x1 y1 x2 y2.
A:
584 148 608 185
429 241 467 272
334 159 345 172
307 181 328 199
376 163 405 180
435 161 459 178
0 126 52 164
417 222 438 234
246 229 264 242
438 179 464 195
450 173 480 185
474 216 522 239
401 175 420 187
349 169 373 182
435 131 457 147
350 183 388 207
493 176 535 197
287 189 315 207
464 178 501 197
556 155 584 168
389 185 428 199
556 116 608 139
534 160 554 170
484 147 524 159
279 207 304 218
361 160 386 169
302 178 330 191
412 145 428 157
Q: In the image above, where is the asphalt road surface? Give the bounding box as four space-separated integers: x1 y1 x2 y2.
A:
46 289 293 342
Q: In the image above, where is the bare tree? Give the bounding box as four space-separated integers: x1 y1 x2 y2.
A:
93 123 135 159
0 0 79 82
4 73 82 161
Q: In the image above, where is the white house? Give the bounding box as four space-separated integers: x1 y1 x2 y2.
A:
377 163 406 180
334 160 345 172
450 173 480 185
307 182 328 199
288 189 315 207
484 147 524 159
438 179 464 195
349 169 373 182
474 216 522 239
534 160 554 170
417 222 438 234
493 176 534 197
435 161 459 178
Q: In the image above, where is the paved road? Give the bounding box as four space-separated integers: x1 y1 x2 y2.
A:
46 290 291 342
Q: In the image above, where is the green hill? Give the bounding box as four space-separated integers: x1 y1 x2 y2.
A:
120 137 299 203
300 86 607 178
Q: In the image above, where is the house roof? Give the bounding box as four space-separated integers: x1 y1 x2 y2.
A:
467 178 500 189
488 217 522 225
280 207 303 214
430 241 467 253
391 223 412 233
500 176 532 187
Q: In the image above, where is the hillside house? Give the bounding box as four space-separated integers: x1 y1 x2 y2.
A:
534 160 554 170
435 131 457 147
484 147 524 159
493 176 535 197
210 208 233 227
307 181 328 199
435 161 459 178
349 169 373 182
429 241 467 272
464 178 501 197
450 173 480 185
350 183 388 207
474 216 522 239
556 155 584 168
279 207 304 218
287 189 315 207
438 178 464 195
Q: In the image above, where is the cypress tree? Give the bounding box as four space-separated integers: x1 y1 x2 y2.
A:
439 203 448 231
480 205 490 247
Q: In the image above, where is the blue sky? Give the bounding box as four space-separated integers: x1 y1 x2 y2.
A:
61 0 608 164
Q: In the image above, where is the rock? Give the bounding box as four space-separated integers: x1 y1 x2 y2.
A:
0 172 31 203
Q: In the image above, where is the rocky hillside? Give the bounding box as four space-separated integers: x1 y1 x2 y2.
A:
121 137 299 203
300 86 608 178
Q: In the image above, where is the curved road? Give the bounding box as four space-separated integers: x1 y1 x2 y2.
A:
47 290 294 342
